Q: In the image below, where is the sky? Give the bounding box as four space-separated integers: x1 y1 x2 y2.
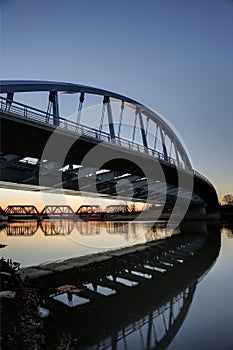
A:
0 0 233 206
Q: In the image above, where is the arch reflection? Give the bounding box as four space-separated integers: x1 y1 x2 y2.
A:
76 221 100 235
42 225 221 350
40 220 74 235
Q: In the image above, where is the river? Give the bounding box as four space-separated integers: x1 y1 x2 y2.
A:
167 225 233 350
0 220 180 267
0 220 233 349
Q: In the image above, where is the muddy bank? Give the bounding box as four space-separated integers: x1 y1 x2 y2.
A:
0 259 44 349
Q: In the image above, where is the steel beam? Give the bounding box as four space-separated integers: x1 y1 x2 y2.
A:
0 154 23 169
159 126 168 160
138 110 148 149
106 98 116 139
49 91 60 126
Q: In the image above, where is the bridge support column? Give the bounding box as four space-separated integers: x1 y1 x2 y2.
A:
117 101 124 137
138 110 148 149
159 127 168 160
6 92 14 110
180 220 208 235
132 109 138 142
76 92 85 125
173 140 180 165
185 203 206 219
49 91 60 126
153 124 159 151
106 97 116 140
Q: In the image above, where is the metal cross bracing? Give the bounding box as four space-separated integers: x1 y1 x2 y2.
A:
0 207 6 215
105 205 131 213
5 205 39 215
0 81 216 190
0 80 219 213
40 205 75 218
0 153 215 192
2 205 74 220
76 205 101 215
0 159 205 206
2 155 200 205
0 80 192 171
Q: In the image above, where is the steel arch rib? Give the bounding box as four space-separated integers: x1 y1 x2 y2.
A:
0 80 191 167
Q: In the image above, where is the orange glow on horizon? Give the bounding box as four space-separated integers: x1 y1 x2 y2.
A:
0 188 145 212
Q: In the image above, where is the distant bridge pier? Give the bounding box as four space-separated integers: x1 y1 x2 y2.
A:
180 220 208 235
185 203 206 219
0 207 7 221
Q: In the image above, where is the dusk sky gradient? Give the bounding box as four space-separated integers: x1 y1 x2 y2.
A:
0 0 233 203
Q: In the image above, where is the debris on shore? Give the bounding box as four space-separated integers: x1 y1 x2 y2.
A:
0 258 45 349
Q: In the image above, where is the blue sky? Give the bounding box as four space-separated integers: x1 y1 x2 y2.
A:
1 0 233 199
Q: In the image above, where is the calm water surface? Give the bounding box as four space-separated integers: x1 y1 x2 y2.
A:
1 221 233 349
67 225 232 350
0 220 178 267
167 226 233 350
65 224 231 350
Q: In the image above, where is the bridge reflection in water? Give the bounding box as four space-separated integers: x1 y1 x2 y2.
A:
0 220 213 271
3 221 39 236
41 220 74 236
0 220 186 267
0 220 181 238
40 225 220 350
0 220 74 236
89 286 195 350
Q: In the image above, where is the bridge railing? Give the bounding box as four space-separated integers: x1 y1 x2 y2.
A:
193 169 214 187
0 96 213 187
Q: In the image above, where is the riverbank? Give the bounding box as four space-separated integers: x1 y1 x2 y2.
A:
0 259 44 349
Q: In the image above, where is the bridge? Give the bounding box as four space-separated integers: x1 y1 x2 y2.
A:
0 80 219 220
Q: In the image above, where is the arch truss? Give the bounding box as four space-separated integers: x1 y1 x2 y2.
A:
0 80 192 170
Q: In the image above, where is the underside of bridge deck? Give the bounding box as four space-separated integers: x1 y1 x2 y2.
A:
0 80 219 215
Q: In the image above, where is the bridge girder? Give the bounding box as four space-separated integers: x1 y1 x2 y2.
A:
41 205 74 216
5 205 39 215
0 80 191 168
0 80 219 213
0 153 212 210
